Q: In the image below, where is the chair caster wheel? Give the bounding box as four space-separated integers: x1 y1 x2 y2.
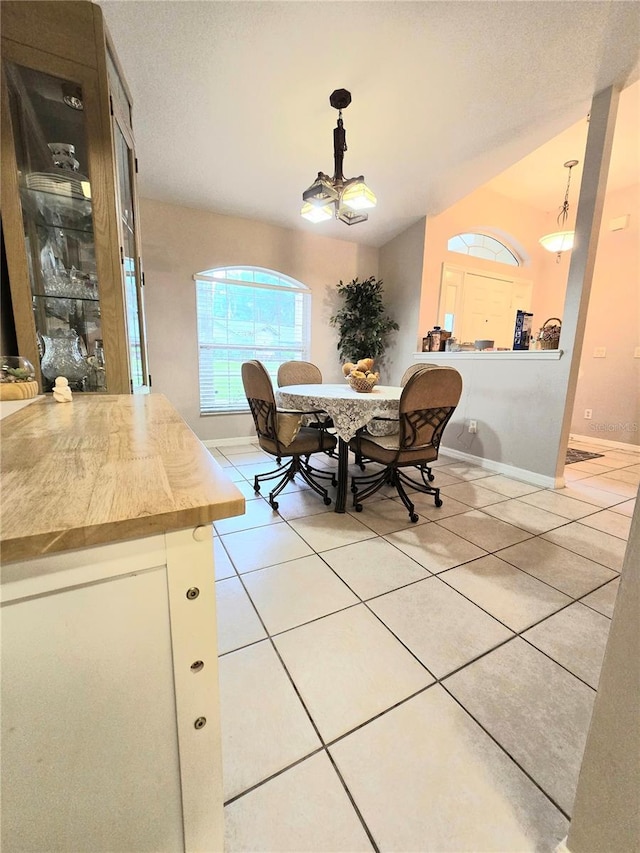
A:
435 497 443 508
323 496 332 506
358 464 366 471
355 504 363 512
331 477 338 487
410 513 419 523
254 484 261 493
428 473 435 482
270 500 279 510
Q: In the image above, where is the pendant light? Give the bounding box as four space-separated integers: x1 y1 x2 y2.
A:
301 89 376 226
539 159 579 262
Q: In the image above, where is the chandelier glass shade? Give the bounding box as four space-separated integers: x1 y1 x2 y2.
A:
538 230 575 254
539 159 579 262
301 89 376 226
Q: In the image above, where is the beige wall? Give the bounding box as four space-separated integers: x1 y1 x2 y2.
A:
379 218 426 384
418 185 568 343
138 198 378 440
570 183 640 446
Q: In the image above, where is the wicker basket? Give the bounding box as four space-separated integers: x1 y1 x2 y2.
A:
348 375 377 393
539 318 562 350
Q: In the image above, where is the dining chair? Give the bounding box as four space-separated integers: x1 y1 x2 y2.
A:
241 360 337 510
277 360 323 387
349 366 463 521
277 359 335 449
400 362 439 481
356 362 439 472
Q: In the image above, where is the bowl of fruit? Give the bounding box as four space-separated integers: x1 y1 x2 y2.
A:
342 358 380 393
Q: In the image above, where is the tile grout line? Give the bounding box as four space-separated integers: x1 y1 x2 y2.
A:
227 557 381 849
438 682 572 822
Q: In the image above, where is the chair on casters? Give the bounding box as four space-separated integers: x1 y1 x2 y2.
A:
241 360 337 510
349 366 462 522
277 359 335 455
277 360 323 387
400 362 439 481
355 363 439 473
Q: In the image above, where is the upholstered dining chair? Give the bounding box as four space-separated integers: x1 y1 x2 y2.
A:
399 362 439 481
349 366 463 521
277 360 323 387
241 360 337 510
356 362 439 472
277 359 335 446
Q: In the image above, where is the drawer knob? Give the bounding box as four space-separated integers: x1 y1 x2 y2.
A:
193 525 211 541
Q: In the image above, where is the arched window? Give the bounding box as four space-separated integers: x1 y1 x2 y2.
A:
448 232 520 266
194 266 311 414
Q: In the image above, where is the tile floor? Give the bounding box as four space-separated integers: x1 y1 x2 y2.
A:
209 437 638 852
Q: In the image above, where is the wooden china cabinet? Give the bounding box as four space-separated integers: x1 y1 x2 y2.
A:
1 0 149 394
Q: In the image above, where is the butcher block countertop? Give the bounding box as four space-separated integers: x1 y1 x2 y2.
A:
0 394 245 563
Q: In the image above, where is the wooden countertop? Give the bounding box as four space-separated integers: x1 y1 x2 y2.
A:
0 394 245 563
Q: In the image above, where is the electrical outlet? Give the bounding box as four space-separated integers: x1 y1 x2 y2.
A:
593 347 606 358
634 347 640 359
584 409 593 419
468 420 477 433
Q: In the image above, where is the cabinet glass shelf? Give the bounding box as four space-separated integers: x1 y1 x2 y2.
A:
20 186 93 227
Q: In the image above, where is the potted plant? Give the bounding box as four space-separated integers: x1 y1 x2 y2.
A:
330 276 399 364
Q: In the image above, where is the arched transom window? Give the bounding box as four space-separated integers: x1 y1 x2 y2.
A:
194 266 311 414
448 233 520 266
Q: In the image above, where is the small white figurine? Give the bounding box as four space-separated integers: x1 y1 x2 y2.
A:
53 375 73 403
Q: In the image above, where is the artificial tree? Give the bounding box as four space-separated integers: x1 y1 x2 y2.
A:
330 275 399 363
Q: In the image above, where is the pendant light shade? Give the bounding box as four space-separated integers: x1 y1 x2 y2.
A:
342 178 377 211
300 202 333 223
538 230 575 254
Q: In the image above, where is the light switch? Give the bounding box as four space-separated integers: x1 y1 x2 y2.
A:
593 347 606 358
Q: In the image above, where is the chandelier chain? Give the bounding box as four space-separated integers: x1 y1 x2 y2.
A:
557 161 576 227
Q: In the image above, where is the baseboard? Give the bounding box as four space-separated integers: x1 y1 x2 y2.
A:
203 436 256 449
440 445 563 489
569 433 640 453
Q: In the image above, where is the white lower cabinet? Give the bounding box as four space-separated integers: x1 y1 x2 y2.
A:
1 526 222 852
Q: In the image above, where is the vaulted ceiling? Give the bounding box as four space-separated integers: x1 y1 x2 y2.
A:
100 0 640 247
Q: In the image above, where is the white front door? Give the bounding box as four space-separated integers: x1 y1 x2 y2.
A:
438 264 532 348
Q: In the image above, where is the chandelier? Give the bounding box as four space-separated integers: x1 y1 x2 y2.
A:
301 89 377 226
539 159 579 262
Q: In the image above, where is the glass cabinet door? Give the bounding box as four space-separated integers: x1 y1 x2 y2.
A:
113 117 148 391
4 61 106 391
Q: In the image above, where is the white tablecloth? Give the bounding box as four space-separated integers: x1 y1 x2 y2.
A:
276 384 402 442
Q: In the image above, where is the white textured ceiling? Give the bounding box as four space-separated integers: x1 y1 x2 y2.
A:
99 0 640 247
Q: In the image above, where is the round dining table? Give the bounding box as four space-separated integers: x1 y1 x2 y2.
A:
275 383 402 512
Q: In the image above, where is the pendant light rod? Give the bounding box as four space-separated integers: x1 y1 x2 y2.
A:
557 159 579 227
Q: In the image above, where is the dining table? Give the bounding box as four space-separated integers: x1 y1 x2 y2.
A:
275 383 403 512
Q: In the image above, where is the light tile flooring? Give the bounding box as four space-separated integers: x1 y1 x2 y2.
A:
209 438 638 852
